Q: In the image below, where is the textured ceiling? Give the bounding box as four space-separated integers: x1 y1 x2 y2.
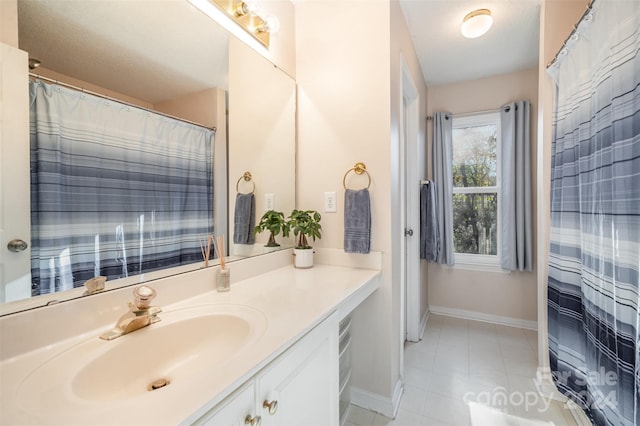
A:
399 0 541 86
18 0 229 104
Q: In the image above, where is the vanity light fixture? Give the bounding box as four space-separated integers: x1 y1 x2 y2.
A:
461 8 493 39
190 0 277 48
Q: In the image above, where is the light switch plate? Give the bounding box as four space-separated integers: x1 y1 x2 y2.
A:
265 193 274 211
324 191 337 213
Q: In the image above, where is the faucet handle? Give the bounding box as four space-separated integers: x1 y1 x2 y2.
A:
133 285 157 309
83 276 106 295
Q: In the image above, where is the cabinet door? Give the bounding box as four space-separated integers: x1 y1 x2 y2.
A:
193 382 258 426
257 313 339 426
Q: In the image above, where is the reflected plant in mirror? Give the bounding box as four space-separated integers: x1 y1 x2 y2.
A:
254 210 290 249
0 0 296 315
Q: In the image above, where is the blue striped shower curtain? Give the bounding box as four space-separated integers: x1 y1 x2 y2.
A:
547 1 639 425
30 80 214 296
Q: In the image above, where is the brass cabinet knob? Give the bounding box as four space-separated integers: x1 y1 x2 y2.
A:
263 399 278 415
244 414 262 426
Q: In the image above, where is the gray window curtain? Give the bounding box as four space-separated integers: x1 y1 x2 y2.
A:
432 112 454 265
500 100 532 272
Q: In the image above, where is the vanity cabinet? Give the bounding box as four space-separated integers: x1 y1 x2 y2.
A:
193 312 339 426
194 382 257 426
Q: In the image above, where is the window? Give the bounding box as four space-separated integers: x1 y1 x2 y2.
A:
451 112 501 268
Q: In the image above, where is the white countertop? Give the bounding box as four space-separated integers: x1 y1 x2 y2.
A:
0 258 380 425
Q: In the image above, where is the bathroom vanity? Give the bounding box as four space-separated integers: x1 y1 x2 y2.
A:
0 249 380 425
192 311 338 426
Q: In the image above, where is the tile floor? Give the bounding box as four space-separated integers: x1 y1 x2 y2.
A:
345 314 579 426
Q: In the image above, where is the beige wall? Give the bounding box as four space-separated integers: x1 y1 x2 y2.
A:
536 0 589 367
229 37 296 255
31 67 154 109
155 88 221 129
427 67 539 324
261 0 296 79
296 0 428 415
0 0 18 47
542 0 590 67
295 0 397 411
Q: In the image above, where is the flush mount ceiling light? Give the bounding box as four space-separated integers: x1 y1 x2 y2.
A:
461 8 493 39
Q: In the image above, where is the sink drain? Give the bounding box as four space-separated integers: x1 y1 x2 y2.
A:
148 378 170 391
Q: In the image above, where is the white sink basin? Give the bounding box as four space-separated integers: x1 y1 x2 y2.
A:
16 304 267 413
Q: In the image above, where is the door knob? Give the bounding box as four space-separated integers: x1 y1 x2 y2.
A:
404 229 414 237
245 415 262 426
263 399 278 415
7 239 28 252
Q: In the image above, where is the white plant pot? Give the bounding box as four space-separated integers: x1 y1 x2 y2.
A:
293 248 314 269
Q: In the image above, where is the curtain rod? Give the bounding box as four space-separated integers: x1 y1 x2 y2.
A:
28 73 217 132
426 106 510 121
546 0 596 69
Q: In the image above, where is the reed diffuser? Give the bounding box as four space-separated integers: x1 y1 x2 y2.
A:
200 234 213 267
216 235 230 292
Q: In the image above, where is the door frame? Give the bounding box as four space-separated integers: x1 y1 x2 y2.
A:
0 44 31 303
400 58 421 342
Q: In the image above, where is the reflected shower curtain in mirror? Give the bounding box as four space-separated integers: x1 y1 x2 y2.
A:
547 1 639 425
29 80 214 296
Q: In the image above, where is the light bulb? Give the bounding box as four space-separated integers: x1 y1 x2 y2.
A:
260 14 280 33
243 0 262 16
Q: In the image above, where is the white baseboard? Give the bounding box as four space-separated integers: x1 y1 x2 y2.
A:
535 367 565 402
428 305 537 330
534 368 592 426
419 309 430 339
351 378 404 419
566 399 593 426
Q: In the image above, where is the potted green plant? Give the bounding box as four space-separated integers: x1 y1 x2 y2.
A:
254 210 290 253
288 209 322 268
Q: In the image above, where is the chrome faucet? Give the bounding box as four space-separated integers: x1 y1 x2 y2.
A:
100 285 162 340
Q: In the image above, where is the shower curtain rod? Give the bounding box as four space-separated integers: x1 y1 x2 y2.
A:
546 0 596 69
426 106 509 121
28 73 217 132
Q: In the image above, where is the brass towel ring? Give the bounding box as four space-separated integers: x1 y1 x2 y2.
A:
236 171 255 194
343 162 371 190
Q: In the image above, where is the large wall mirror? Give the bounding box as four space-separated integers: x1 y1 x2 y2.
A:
1 0 295 315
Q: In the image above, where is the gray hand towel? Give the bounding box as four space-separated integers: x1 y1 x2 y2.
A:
420 182 439 261
344 188 371 254
233 193 255 245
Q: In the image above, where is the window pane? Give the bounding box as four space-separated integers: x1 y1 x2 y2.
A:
453 193 497 255
452 124 497 187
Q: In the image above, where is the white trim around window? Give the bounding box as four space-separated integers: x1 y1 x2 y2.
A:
451 111 502 271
